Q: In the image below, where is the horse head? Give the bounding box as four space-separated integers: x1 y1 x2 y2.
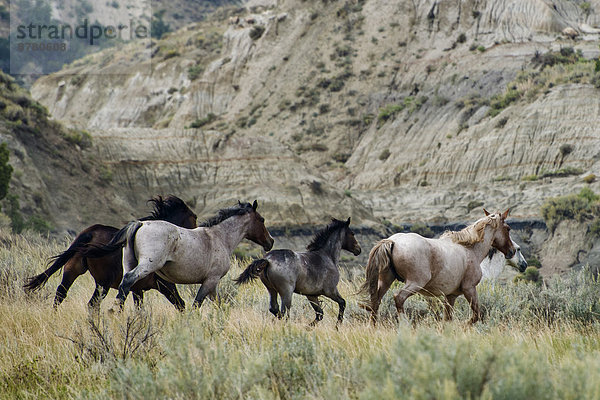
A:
147 195 197 229
341 217 361 256
244 200 274 251
484 208 515 259
505 239 528 273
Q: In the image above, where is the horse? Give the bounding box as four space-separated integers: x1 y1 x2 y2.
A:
480 237 527 281
361 209 515 324
235 218 361 325
86 200 274 311
24 196 197 311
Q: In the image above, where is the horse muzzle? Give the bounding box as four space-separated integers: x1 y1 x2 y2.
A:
263 237 274 252
352 246 362 256
518 258 528 273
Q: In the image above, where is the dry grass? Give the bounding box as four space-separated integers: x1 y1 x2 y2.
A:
2 232 600 399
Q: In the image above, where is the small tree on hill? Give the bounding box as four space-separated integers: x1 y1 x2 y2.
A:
0 143 13 202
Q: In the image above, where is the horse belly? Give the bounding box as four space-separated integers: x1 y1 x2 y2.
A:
156 259 220 284
422 269 464 296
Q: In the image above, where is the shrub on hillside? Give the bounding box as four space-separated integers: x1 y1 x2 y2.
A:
541 187 599 232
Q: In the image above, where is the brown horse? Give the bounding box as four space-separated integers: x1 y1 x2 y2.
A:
362 210 515 324
24 196 197 311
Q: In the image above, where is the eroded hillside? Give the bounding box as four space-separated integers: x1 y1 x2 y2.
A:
27 0 600 270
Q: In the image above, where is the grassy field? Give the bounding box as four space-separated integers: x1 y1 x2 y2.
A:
2 232 600 399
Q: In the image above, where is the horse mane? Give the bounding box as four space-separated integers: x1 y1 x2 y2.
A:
306 218 347 251
139 195 191 221
441 215 500 246
198 202 253 227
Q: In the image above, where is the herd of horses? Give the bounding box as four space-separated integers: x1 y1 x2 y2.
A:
23 195 527 325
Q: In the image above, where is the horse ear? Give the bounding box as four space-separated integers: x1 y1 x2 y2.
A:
346 217 351 226
238 200 242 206
252 200 258 210
483 209 490 216
502 208 510 220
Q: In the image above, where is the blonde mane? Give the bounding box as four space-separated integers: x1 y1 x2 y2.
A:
441 214 500 246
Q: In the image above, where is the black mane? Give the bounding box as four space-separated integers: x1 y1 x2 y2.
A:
198 202 254 228
139 195 192 221
306 218 347 251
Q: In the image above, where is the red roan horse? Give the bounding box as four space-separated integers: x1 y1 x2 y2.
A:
24 196 197 311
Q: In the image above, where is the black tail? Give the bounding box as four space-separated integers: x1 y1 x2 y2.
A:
81 221 142 258
234 259 269 285
24 232 93 293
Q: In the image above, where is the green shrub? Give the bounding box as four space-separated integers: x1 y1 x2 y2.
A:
3 194 24 233
188 64 205 80
583 174 596 184
377 104 405 124
0 143 13 202
249 26 265 40
532 48 578 69
514 266 542 285
410 222 434 238
540 167 583 179
467 200 484 213
189 113 217 128
488 89 520 117
589 219 600 237
379 149 391 161
541 188 599 232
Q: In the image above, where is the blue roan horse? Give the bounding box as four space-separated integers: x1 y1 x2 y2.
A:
235 218 361 325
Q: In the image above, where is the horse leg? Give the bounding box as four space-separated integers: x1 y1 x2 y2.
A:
306 295 323 326
393 281 423 318
444 294 458 321
280 291 293 320
370 267 396 325
54 256 87 308
260 275 280 318
155 276 185 312
326 289 346 326
192 278 220 309
462 286 480 324
267 287 280 318
87 283 110 311
112 260 161 312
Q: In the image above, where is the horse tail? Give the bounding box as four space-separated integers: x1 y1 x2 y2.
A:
234 259 269 285
23 231 94 293
359 239 395 310
81 221 142 258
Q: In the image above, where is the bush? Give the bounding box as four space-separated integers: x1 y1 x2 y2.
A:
188 64 205 80
377 104 405 124
583 174 596 184
410 223 434 238
541 188 599 232
514 266 542 285
379 149 391 161
0 143 12 202
189 113 217 128
488 89 520 117
249 26 265 40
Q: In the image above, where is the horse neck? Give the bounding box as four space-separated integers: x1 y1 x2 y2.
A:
207 214 250 254
313 229 343 264
470 225 496 264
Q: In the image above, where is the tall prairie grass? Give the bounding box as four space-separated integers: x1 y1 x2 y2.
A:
2 232 600 399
